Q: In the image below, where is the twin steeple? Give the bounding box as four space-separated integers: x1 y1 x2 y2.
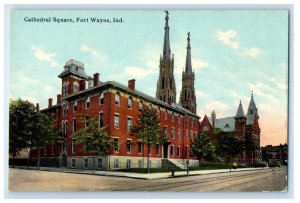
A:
163 11 171 61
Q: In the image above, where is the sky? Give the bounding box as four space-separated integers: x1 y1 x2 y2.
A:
10 10 288 147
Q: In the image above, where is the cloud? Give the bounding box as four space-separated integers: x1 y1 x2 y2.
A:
192 59 209 71
215 30 240 50
19 75 39 84
245 47 261 58
247 82 279 103
80 45 107 63
146 60 159 69
124 66 157 80
32 46 58 67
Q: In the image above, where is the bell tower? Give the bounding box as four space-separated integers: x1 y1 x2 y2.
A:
179 32 197 114
156 11 176 104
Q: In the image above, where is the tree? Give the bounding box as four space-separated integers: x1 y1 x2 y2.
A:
9 99 36 167
9 99 58 168
217 133 244 167
131 107 166 174
72 116 115 173
190 133 216 166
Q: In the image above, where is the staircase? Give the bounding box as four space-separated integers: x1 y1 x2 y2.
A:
162 159 186 169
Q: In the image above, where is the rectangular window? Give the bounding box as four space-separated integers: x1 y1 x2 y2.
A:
126 159 131 169
164 127 168 137
178 130 181 140
171 128 174 139
172 112 175 122
178 115 181 124
72 159 76 168
190 130 193 141
127 140 132 154
128 97 132 109
99 112 104 128
114 138 119 152
177 147 180 157
114 159 119 169
72 139 76 154
73 101 77 112
114 114 119 129
100 92 104 105
138 160 142 168
127 117 132 130
138 142 143 154
66 104 69 114
186 129 189 141
84 158 88 168
171 145 174 156
97 158 102 169
156 144 160 155
86 97 90 109
73 118 76 132
165 110 168 120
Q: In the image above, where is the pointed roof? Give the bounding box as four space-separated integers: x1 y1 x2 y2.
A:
185 32 193 74
163 11 171 61
247 91 258 115
211 110 216 116
235 100 245 118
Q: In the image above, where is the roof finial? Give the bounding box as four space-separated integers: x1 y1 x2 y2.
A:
163 10 171 61
165 10 169 15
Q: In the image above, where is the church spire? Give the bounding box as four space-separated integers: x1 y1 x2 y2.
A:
235 100 245 118
185 32 192 74
247 91 257 115
163 11 171 61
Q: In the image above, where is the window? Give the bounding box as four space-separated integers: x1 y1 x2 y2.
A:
127 117 132 130
97 158 102 169
128 96 133 109
66 103 69 114
114 138 119 152
177 147 180 157
62 121 65 135
171 128 174 139
164 127 168 137
148 145 152 155
72 119 76 132
138 160 142 168
190 130 193 141
165 110 168 120
99 92 104 105
73 100 77 112
126 159 131 169
156 144 160 155
84 116 89 128
115 92 120 105
203 126 208 132
138 142 143 154
157 107 161 117
172 112 175 122
84 158 88 168
72 159 76 168
171 145 174 156
139 100 143 111
99 112 104 128
191 119 194 128
178 130 181 140
63 83 69 95
114 159 119 169
185 146 189 158
72 139 76 154
178 115 181 124
127 140 132 154
63 104 67 115
86 97 90 109
114 114 120 129
73 83 79 93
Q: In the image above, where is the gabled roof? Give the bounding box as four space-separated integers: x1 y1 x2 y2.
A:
206 116 235 132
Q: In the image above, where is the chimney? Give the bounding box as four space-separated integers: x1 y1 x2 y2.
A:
48 98 53 108
93 73 99 86
36 103 40 112
79 79 86 91
128 79 135 90
57 94 62 104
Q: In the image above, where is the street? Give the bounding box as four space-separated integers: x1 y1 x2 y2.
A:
9 167 287 192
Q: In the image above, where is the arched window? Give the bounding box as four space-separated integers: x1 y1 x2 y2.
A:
86 97 90 109
73 82 79 93
73 100 77 112
128 96 133 109
162 77 165 89
99 91 104 105
165 109 168 120
115 92 120 105
139 100 143 111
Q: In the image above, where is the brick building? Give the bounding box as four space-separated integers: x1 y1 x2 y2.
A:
200 94 261 164
39 11 200 170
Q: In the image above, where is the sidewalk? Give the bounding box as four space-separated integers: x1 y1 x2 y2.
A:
11 166 268 180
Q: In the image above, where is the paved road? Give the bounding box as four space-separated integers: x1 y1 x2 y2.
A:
9 167 287 192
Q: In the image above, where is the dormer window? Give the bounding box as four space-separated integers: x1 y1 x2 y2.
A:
115 92 120 105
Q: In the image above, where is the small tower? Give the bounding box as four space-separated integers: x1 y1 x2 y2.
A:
156 11 177 104
211 110 216 128
179 32 197 114
58 59 88 97
234 100 246 139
